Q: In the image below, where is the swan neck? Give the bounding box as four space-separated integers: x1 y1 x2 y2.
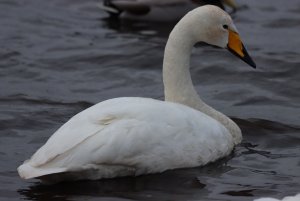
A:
163 26 197 104
162 24 242 144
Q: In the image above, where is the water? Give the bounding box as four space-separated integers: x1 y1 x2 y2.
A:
0 0 299 200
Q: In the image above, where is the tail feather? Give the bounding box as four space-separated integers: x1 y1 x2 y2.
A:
17 162 66 180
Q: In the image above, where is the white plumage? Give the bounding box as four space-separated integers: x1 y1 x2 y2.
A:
18 98 233 181
18 5 255 182
254 194 300 201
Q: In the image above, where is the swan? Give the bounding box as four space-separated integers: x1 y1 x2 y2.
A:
18 5 255 182
254 194 300 201
99 0 237 21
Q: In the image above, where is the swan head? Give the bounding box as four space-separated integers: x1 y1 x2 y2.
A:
176 5 256 68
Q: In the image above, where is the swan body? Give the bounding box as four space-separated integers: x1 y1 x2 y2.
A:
18 97 233 181
99 0 237 21
254 194 300 201
18 5 255 182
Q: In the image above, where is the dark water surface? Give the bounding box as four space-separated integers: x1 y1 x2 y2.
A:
0 0 299 200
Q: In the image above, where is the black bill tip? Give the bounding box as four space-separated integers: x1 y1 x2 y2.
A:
228 44 256 69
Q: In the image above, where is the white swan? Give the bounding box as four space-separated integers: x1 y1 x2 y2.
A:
254 194 300 201
99 0 237 21
18 5 255 182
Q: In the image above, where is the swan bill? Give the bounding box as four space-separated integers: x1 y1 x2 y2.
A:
227 30 256 68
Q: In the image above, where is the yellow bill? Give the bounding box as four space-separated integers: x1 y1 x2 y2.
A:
227 30 256 68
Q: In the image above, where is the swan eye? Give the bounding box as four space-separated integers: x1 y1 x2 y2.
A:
223 25 228 29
